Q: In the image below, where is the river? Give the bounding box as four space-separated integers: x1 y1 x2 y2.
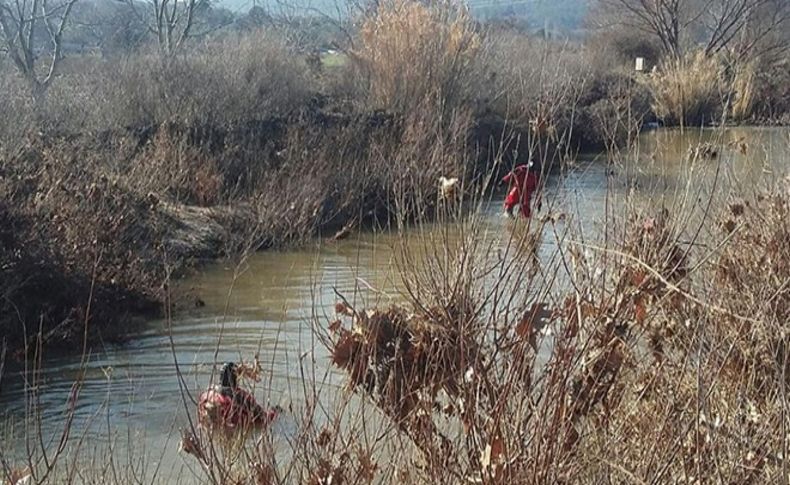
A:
1 127 788 481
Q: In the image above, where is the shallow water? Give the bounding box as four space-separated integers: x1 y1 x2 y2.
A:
1 126 788 479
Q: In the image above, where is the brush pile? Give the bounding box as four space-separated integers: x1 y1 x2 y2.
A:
329 300 479 422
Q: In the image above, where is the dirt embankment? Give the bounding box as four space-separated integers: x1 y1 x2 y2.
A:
0 108 474 356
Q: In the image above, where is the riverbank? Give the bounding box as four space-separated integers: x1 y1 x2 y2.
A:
1 125 788 482
0 107 472 355
0 69 639 357
2 111 788 359
2 0 788 360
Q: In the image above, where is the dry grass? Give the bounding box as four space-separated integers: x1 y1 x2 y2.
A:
641 51 767 126
730 60 757 122
641 51 724 127
351 0 481 116
3 131 790 484
2 4 790 482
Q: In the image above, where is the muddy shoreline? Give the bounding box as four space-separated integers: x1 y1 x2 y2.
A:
2 109 783 361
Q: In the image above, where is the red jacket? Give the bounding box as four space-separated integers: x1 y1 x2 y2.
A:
198 386 279 429
503 165 539 217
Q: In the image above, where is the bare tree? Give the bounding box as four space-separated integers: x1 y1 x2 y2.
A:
594 0 789 59
124 0 223 57
0 0 79 99
68 1 148 55
702 0 790 59
592 0 692 58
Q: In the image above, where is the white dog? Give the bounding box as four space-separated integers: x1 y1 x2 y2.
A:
438 176 459 200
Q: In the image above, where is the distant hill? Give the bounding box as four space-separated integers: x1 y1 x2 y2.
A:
219 0 257 13
219 0 591 33
472 0 590 34
219 0 341 16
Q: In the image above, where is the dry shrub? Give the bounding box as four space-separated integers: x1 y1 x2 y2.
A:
642 51 724 126
572 186 790 482
103 32 312 128
330 298 478 423
0 29 313 142
249 107 472 246
751 57 790 123
575 72 651 149
730 60 757 121
352 0 481 115
312 169 790 483
387 108 472 216
480 33 649 152
128 129 225 206
578 185 790 482
716 205 789 393
483 33 587 138
250 115 394 246
0 144 167 348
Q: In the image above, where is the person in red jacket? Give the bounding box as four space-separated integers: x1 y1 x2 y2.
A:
198 362 281 432
502 164 541 218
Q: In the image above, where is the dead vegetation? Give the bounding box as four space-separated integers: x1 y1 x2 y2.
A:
3 124 789 484
293 174 790 483
1 1 790 480
0 99 472 352
3 166 789 484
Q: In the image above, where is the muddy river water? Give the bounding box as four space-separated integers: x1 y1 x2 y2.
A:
1 127 788 480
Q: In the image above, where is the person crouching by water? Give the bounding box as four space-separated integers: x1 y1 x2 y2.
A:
501 163 541 218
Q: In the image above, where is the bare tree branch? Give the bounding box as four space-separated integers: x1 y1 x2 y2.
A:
596 0 789 59
124 0 213 57
0 0 78 98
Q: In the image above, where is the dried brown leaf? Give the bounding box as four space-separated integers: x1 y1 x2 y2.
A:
237 355 263 382
642 217 656 232
516 303 552 350
634 296 647 325
490 433 505 467
250 461 276 485
335 301 354 316
358 452 378 482
317 427 332 447
630 269 647 287
331 332 358 369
